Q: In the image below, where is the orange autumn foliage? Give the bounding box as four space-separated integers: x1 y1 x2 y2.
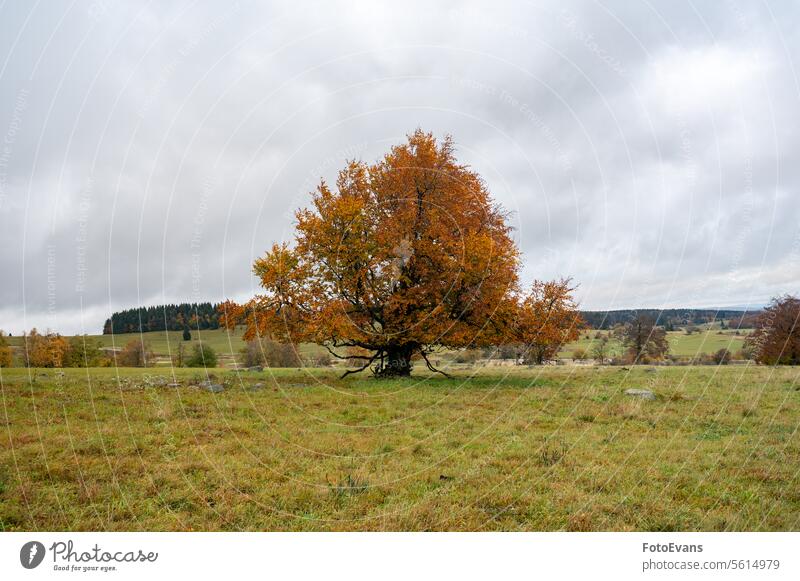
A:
23 328 70 368
222 130 580 376
745 295 800 365
513 278 584 364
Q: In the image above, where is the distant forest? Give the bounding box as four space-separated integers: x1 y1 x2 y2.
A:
103 303 760 335
103 303 222 334
581 308 760 330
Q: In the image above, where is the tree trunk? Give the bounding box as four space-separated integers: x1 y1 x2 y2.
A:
378 344 413 377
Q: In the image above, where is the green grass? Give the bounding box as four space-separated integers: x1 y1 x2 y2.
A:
1 365 797 531
6 329 328 367
6 327 751 368
561 330 747 359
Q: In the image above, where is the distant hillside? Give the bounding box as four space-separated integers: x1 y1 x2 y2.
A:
103 303 761 335
580 308 759 330
103 302 221 334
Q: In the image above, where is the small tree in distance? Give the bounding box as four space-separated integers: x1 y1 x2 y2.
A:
62 336 106 367
619 314 669 363
24 329 69 367
515 278 583 365
182 327 191 341
591 335 610 364
116 339 153 367
172 342 186 367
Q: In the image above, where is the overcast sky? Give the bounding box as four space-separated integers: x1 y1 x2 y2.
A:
1 1 798 335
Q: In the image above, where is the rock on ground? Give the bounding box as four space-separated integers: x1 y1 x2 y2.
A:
624 388 656 400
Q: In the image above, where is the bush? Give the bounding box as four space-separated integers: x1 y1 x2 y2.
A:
264 340 302 368
306 351 332 367
572 348 587 361
186 343 218 368
116 339 154 367
0 332 12 367
240 339 302 368
485 344 519 360
239 340 265 368
454 349 481 364
712 348 732 365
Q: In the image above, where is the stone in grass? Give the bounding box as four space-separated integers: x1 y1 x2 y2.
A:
199 380 225 393
624 388 656 400
246 382 265 392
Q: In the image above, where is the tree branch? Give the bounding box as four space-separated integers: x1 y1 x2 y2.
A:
339 350 381 379
419 350 452 378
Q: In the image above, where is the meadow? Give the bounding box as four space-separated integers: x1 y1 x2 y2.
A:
1 365 797 531
6 326 749 367
559 328 747 359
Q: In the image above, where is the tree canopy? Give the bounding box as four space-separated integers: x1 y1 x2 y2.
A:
516 278 583 364
746 295 800 365
222 130 579 377
618 314 669 363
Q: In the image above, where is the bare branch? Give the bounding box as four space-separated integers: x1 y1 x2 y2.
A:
419 350 452 378
339 351 381 379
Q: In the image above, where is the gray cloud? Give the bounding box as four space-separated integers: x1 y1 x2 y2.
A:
1 0 798 334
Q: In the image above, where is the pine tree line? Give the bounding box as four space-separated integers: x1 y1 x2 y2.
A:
103 302 221 334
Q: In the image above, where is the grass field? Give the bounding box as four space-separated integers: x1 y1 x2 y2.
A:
5 328 328 367
560 329 747 359
1 365 798 531
6 327 751 367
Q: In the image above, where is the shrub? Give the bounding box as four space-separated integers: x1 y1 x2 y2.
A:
487 344 519 360
454 349 481 364
240 339 302 368
182 327 191 341
186 343 218 368
572 348 587 361
712 348 732 365
306 352 332 367
264 340 302 367
239 340 265 368
0 332 12 367
116 339 154 367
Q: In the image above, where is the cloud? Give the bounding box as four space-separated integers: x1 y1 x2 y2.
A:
0 0 798 333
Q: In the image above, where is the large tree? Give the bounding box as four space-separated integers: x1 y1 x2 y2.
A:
745 295 800 365
222 130 521 377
